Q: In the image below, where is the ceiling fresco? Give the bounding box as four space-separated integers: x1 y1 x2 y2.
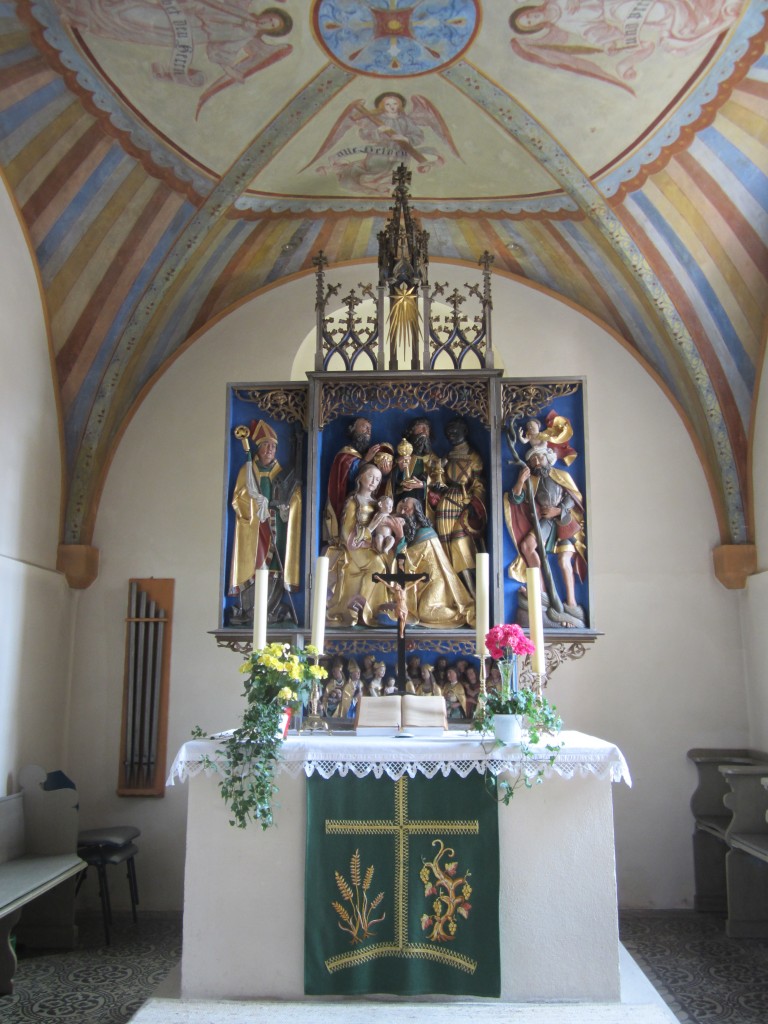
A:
0 0 767 559
26 0 757 209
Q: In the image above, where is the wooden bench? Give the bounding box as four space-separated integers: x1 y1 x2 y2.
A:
687 747 768 913
720 765 768 937
0 765 84 994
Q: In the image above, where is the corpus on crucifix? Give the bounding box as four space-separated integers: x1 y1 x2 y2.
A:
372 556 429 690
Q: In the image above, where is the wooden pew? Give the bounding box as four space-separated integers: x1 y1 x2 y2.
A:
687 747 768 912
0 766 84 994
721 765 768 937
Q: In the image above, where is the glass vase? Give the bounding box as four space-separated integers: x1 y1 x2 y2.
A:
498 656 519 701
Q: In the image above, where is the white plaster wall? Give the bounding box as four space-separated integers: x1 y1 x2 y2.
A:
66 265 747 910
0 181 74 792
744 351 768 752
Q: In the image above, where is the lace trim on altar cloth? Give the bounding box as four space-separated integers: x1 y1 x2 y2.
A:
167 732 632 788
277 756 628 783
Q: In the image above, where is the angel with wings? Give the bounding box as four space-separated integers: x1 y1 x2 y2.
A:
508 1 743 94
301 92 461 195
57 1 293 115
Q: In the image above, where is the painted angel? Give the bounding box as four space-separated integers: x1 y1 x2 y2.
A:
301 92 461 195
56 0 293 113
508 1 743 93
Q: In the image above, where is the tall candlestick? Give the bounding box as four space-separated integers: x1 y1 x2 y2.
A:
526 566 546 675
311 556 329 655
475 552 490 659
253 569 268 651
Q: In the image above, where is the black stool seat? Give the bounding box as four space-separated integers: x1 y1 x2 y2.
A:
79 841 138 867
78 826 140 847
75 827 141 944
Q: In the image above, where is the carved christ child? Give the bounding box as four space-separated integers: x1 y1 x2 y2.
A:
368 496 403 554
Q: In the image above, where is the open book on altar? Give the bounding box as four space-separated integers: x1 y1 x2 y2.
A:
356 694 447 736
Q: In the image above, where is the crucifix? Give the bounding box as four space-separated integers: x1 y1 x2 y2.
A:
372 556 429 690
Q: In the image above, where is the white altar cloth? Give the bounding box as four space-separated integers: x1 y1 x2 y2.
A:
168 729 631 785
172 731 629 1003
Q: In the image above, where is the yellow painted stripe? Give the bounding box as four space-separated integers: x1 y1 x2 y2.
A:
246 218 298 291
722 97 768 146
7 104 92 201
49 164 151 341
108 214 236 403
29 134 114 245
727 87 768 121
348 216 375 260
644 175 758 361
718 106 768 167
456 217 492 264
664 159 763 335
611 204 717 433
0 66 55 112
0 30 33 57
60 187 185 409
207 223 270 314
663 158 765 327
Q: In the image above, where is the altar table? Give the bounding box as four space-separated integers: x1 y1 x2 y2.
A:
169 731 630 1002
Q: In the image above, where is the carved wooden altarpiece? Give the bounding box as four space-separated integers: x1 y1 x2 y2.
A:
214 168 594 702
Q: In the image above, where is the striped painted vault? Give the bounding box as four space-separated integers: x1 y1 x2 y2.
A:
0 1 766 555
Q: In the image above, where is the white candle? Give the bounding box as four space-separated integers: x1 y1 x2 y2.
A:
475 552 490 658
526 566 546 675
311 556 329 655
253 569 268 651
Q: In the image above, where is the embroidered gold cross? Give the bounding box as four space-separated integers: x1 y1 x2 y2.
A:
324 775 479 974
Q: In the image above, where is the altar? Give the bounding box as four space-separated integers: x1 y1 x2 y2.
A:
169 731 630 1003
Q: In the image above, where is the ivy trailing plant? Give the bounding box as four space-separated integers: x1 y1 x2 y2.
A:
474 623 563 804
473 686 564 804
194 643 326 829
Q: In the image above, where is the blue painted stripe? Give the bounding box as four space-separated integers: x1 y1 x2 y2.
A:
65 201 196 466
499 220 550 284
38 147 132 280
699 126 768 214
364 217 385 259
0 87 73 163
631 191 754 392
0 43 39 69
0 77 67 136
558 220 657 346
267 219 321 283
143 222 255 379
291 217 326 267
426 219 462 260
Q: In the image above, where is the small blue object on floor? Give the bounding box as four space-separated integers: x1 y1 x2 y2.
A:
76 826 140 945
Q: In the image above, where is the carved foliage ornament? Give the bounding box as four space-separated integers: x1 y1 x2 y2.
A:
232 387 308 428
319 379 489 430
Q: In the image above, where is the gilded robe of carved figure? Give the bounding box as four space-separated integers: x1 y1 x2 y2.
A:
394 497 475 630
435 417 487 595
229 419 301 624
325 464 391 628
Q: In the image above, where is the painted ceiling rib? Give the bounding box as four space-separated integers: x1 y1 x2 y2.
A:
64 63 354 545
441 61 746 545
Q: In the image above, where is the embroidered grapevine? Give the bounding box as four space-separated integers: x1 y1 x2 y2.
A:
419 839 472 942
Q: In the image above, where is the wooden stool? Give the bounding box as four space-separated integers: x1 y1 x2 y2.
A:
76 826 140 944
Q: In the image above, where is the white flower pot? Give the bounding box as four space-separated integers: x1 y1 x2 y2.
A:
493 713 523 746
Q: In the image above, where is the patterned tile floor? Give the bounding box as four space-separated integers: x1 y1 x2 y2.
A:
2 912 182 1024
2 911 767 1024
620 911 768 1024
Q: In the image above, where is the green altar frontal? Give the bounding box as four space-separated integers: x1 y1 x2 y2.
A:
304 771 500 997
